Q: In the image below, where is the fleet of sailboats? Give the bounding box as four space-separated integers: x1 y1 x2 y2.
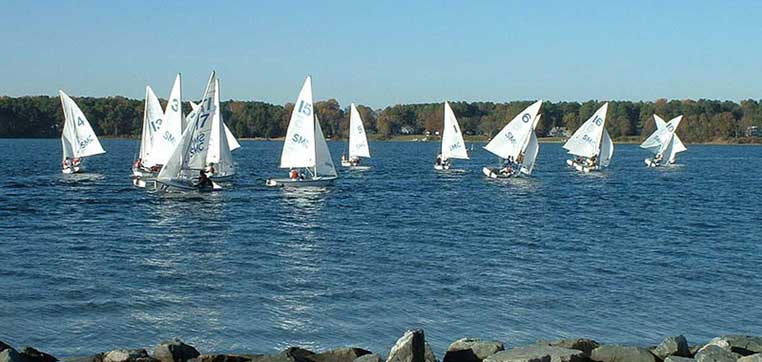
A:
563 103 614 173
59 90 106 174
341 103 371 169
57 75 692 190
265 76 337 187
482 100 543 178
641 114 687 167
434 101 469 170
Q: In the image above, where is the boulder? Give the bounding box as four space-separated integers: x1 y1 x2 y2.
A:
425 344 437 362
590 345 655 362
694 345 740 362
154 339 200 362
444 338 504 362
545 340 600 357
20 347 58 362
665 357 695 362
188 355 253 362
0 349 27 362
388 330 427 362
484 345 585 362
653 336 691 359
705 337 762 356
63 353 105 362
0 343 11 353
103 350 151 362
738 355 762 362
310 348 371 362
355 356 383 362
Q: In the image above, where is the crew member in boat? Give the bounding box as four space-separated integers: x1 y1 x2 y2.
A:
587 155 598 167
435 153 443 166
133 158 143 169
350 156 360 166
654 153 663 165
62 157 71 170
198 169 213 189
150 164 161 173
341 153 348 164
516 152 525 165
499 164 514 176
289 168 299 180
205 163 216 176
72 158 81 167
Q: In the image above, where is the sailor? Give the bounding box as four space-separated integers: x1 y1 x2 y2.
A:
435 153 443 166
516 152 525 164
289 168 299 180
589 155 598 166
341 153 348 163
133 158 142 169
62 157 71 169
205 162 216 176
499 165 513 176
198 169 213 188
72 158 81 167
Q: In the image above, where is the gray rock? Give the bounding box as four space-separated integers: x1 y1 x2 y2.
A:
444 338 504 362
0 349 26 362
63 353 105 362
484 345 585 362
590 345 655 362
310 348 371 362
695 345 740 362
425 344 437 362
103 350 151 362
653 336 691 359
154 339 200 362
188 355 253 362
665 357 695 362
0 343 11 353
737 355 762 362
546 340 600 357
705 337 762 356
387 330 426 362
20 347 58 362
354 355 383 362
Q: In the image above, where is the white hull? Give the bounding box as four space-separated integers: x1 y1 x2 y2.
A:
347 165 371 171
567 159 600 173
434 163 450 171
209 173 235 181
644 158 659 167
482 167 518 179
265 176 337 188
156 179 222 192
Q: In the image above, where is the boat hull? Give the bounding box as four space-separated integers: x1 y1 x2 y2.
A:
156 179 222 192
482 167 518 178
265 176 337 188
567 159 600 173
434 163 451 171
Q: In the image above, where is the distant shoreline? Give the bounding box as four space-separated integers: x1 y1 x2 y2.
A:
2 136 760 146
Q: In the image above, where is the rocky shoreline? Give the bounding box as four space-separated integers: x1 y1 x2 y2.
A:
2 331 761 362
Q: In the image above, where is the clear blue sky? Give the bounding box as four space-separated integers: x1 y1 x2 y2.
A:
1 1 761 108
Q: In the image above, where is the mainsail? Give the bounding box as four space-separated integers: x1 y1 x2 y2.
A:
140 86 168 167
484 100 543 160
348 103 371 159
315 115 337 177
157 72 217 182
563 102 609 158
441 101 469 161
59 90 105 160
641 115 686 163
280 76 317 169
206 78 236 177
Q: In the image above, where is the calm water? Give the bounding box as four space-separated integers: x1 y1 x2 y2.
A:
1 139 761 357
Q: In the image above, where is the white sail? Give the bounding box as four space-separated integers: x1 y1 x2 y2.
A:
315 116 337 177
640 115 686 162
348 103 371 159
280 76 316 168
563 102 609 158
141 86 170 167
520 132 540 175
441 101 469 160
59 90 105 159
162 73 184 151
206 78 235 177
484 100 542 160
185 72 218 170
599 129 614 167
225 123 241 151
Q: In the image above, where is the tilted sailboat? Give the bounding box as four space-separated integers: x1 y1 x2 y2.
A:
641 114 686 167
188 100 240 180
340 103 371 168
563 102 613 173
266 76 337 187
132 75 184 185
59 90 106 174
434 101 469 170
156 72 221 192
482 100 543 178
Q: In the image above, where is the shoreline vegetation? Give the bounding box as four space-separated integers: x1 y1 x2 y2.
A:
2 331 761 362
2 95 762 144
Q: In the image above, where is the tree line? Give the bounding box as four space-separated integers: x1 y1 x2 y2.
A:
1 95 761 143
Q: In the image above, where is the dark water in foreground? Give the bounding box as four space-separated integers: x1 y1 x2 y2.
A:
1 139 761 357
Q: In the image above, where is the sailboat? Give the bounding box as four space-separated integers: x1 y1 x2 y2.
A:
340 103 371 168
132 75 184 185
434 101 469 170
641 114 686 167
156 72 222 192
482 100 543 178
59 90 106 174
265 76 337 187
204 78 240 179
563 102 613 173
